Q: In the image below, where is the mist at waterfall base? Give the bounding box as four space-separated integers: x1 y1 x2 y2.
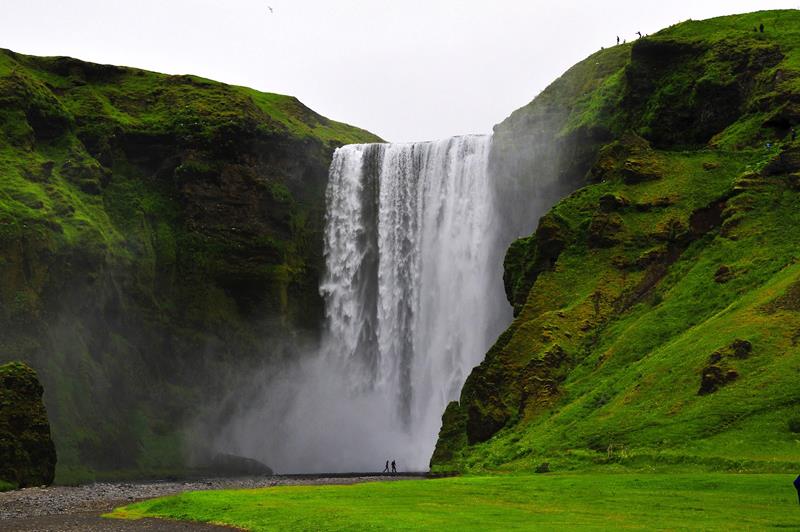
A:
209 135 552 474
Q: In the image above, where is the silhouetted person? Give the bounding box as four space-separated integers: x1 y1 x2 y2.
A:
382 460 389 473
794 475 800 504
617 36 620 45
636 31 642 39
391 460 397 473
760 23 764 33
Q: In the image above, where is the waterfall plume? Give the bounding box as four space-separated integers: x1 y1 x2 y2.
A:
322 136 510 446
211 135 512 472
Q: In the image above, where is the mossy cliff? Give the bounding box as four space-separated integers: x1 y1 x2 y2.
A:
0 48 380 482
0 361 56 489
433 10 800 472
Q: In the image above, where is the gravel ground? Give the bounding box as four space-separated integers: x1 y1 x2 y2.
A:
0 474 420 531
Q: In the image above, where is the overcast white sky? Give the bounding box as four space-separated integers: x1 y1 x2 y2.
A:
1 1 797 141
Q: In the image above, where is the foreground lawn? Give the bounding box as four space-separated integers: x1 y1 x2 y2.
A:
108 474 800 530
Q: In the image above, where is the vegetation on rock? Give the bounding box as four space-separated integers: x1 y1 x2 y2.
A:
0 361 56 488
0 48 380 482
433 9 800 473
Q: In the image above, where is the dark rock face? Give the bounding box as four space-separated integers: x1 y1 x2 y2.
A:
624 38 783 149
0 362 56 488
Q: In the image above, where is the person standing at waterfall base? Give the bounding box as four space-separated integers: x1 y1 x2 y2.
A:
391 460 397 474
382 460 389 473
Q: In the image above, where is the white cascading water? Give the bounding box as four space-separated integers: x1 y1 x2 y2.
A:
319 135 510 469
212 135 511 473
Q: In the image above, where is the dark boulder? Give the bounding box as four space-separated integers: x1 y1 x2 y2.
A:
210 453 273 476
698 364 739 395
730 339 753 359
0 362 57 488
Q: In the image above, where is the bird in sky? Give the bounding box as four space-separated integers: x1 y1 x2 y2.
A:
267 5 273 13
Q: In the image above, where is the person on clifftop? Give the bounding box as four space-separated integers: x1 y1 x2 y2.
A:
391 460 397 474
383 460 389 473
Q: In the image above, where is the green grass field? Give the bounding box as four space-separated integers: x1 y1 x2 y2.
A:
108 474 800 530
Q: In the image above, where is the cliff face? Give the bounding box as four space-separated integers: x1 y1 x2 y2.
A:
0 361 56 489
0 49 380 481
433 10 800 472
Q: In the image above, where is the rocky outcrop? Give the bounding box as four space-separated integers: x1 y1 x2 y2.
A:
0 362 56 488
503 214 571 315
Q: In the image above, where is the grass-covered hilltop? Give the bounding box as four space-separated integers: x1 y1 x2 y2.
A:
433 9 800 473
0 47 380 482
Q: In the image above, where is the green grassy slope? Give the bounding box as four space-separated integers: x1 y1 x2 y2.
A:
433 10 800 473
108 474 800 530
0 48 380 482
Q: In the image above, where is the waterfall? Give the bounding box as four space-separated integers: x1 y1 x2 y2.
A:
319 135 511 469
210 135 512 473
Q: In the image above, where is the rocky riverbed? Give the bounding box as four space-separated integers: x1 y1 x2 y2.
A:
0 474 422 530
